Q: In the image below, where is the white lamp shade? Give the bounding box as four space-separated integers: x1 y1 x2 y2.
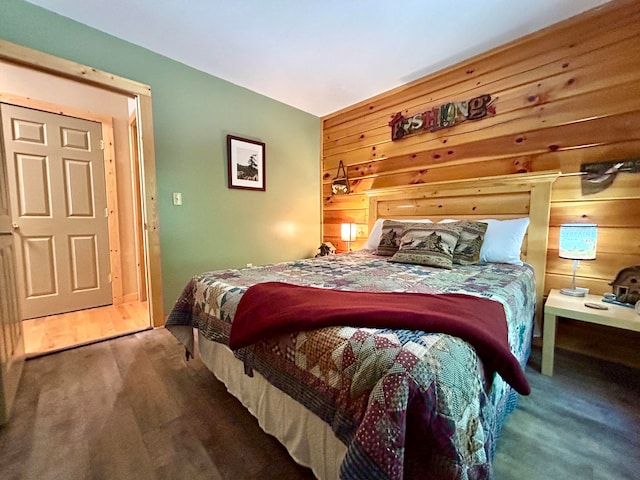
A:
341 223 357 242
559 224 597 260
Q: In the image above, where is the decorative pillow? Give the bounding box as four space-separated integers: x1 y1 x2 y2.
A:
479 217 530 265
451 221 488 265
375 220 406 256
389 223 462 269
363 218 433 250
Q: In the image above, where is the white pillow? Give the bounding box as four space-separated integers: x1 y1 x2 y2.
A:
479 218 530 265
361 218 433 250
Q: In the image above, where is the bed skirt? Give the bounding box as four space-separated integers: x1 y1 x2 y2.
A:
197 331 347 479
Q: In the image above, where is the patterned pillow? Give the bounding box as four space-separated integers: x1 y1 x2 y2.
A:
375 220 406 256
451 221 488 265
389 223 462 269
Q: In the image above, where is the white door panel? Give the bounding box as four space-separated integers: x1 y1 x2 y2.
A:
1 103 112 319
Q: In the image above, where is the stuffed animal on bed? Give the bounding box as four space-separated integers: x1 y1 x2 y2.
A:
316 242 336 257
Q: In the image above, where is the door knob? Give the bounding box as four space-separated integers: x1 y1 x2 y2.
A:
12 223 19 230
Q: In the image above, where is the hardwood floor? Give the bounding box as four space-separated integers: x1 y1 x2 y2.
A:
1 328 638 480
495 349 640 480
22 301 151 357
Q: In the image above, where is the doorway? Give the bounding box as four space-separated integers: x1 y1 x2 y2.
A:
0 50 162 345
0 39 163 423
1 103 113 320
0 41 163 330
0 96 151 356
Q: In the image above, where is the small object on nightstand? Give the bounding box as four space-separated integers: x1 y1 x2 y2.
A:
609 265 640 305
602 297 635 308
603 290 634 308
584 302 608 310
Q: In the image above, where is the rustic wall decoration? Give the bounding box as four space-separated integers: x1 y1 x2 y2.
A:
608 265 640 305
581 158 640 195
388 94 495 140
331 160 350 194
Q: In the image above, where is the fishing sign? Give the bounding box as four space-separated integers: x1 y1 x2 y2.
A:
388 94 496 141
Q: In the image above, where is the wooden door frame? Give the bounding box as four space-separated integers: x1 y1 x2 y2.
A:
0 39 164 327
128 111 147 302
0 95 124 307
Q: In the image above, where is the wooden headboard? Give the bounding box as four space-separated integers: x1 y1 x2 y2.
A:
365 171 560 322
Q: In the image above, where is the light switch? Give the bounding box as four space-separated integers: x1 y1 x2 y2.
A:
172 192 182 206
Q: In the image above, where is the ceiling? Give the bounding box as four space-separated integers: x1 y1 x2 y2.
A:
26 0 610 117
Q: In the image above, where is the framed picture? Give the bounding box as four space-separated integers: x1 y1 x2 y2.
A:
227 135 266 191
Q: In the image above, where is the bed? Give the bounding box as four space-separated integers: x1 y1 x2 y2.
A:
166 171 559 480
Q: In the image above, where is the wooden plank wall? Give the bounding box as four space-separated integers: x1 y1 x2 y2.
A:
322 0 640 297
321 0 640 366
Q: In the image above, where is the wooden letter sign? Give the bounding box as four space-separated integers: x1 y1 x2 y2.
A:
389 94 495 140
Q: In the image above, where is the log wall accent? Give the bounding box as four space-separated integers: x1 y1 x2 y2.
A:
321 0 640 300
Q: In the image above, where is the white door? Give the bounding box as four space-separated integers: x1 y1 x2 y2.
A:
0 125 24 424
0 103 112 319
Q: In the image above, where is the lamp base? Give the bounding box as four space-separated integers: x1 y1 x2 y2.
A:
560 287 589 297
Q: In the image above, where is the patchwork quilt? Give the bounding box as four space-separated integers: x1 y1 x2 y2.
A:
166 251 536 480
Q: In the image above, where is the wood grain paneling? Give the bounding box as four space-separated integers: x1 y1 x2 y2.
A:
321 0 640 362
322 0 640 265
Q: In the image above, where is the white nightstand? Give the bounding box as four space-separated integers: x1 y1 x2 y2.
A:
541 289 640 376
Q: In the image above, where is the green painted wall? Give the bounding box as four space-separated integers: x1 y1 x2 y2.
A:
1 0 321 312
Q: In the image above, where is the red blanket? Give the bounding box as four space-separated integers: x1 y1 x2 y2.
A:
229 282 530 395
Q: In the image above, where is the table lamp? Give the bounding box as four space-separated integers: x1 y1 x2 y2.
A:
341 223 357 251
558 223 597 296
